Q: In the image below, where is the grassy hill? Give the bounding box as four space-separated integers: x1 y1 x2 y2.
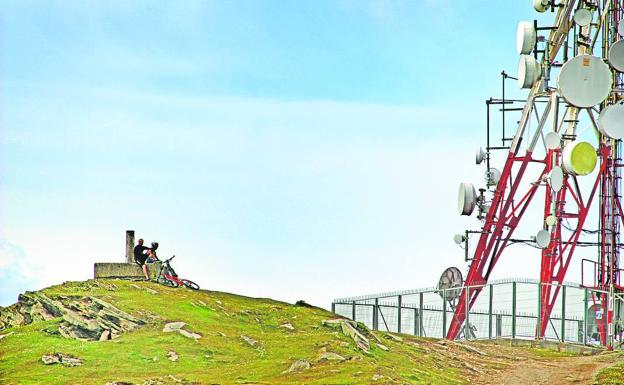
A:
1 279 623 385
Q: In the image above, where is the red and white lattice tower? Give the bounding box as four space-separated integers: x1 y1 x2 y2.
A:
448 0 624 348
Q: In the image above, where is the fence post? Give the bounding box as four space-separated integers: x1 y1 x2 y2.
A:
419 292 424 337
331 303 335 313
537 282 542 340
465 286 471 340
352 301 356 321
512 282 517 339
496 314 502 338
414 308 419 336
561 285 566 342
442 289 447 338
397 295 402 334
489 284 493 340
373 298 379 331
583 288 588 345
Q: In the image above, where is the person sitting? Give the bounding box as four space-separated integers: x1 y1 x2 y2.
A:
133 238 155 280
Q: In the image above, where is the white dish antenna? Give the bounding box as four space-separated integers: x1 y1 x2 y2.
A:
518 55 542 89
475 147 486 165
548 166 564 192
562 141 597 176
544 131 561 149
516 21 536 55
608 40 624 72
487 168 501 185
573 8 592 27
546 215 557 226
536 229 551 248
458 182 477 216
437 267 463 301
453 234 465 245
598 102 624 140
557 55 612 108
533 0 549 12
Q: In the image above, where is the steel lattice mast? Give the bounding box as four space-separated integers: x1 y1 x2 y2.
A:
447 0 624 348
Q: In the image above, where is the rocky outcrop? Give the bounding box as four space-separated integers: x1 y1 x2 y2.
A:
0 292 145 341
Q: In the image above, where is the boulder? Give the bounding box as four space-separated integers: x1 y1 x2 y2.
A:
282 359 311 373
163 322 186 332
41 353 82 367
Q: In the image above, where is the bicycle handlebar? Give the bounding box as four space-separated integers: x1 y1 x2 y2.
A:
165 255 176 262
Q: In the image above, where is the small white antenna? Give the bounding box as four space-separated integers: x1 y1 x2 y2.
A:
598 102 624 140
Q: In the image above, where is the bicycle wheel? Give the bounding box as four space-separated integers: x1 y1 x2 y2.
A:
158 276 179 288
181 279 200 290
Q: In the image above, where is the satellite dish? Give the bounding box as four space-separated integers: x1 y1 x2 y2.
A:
518 54 541 89
437 267 463 301
548 166 564 192
557 55 612 108
533 0 549 12
608 40 624 72
516 21 537 55
546 215 557 226
487 168 501 185
573 8 592 27
458 182 477 216
562 141 597 176
619 23 624 37
598 102 624 139
544 131 561 149
586 304 603 342
476 147 486 165
453 234 465 245
536 229 551 248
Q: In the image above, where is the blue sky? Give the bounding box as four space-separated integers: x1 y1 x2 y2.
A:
1 1 554 307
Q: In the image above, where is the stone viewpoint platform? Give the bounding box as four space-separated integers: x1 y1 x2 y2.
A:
93 230 161 280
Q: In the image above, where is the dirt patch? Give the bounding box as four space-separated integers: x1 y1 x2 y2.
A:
472 350 612 385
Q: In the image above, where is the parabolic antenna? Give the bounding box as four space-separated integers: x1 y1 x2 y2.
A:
453 234 465 245
608 40 624 72
598 102 624 139
562 141 597 176
586 304 603 342
548 166 564 192
533 0 549 12
573 8 592 27
458 182 477 216
536 229 551 248
476 147 486 165
544 131 561 149
487 168 501 185
518 55 541 89
437 267 463 301
557 55 612 108
546 215 557 226
516 21 536 55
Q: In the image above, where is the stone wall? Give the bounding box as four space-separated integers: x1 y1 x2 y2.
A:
93 262 161 279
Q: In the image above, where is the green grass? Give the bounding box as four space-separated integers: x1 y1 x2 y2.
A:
0 279 469 385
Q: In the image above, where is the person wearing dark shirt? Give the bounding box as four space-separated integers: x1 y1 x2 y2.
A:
133 238 152 280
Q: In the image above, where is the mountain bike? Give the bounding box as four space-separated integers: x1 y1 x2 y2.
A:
156 255 200 290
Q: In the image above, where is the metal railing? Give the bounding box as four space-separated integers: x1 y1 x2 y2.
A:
332 278 624 347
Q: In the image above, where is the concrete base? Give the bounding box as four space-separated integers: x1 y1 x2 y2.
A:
94 262 161 280
486 338 603 355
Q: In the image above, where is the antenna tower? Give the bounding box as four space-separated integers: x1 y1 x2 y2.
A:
449 0 624 348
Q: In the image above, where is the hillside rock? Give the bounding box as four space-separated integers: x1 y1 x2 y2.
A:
41 352 83 367
322 319 370 352
0 292 145 341
283 359 311 373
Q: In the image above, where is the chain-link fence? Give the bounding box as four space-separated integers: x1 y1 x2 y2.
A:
332 278 624 347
